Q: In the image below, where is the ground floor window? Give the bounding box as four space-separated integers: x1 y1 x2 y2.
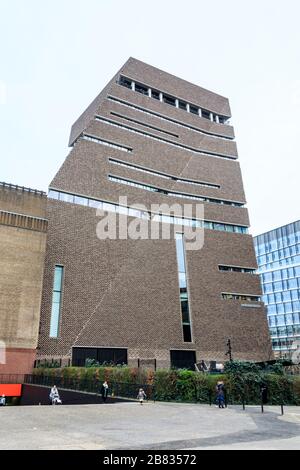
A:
72 347 128 367
170 350 196 370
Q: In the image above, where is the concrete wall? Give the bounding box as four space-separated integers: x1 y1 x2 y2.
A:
0 184 48 374
20 384 124 406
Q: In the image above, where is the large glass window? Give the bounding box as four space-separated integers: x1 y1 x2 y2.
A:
263 272 273 283
214 223 225 231
281 269 288 280
291 291 299 301
170 350 196 370
285 314 294 325
282 291 291 302
176 235 186 273
288 279 297 289
202 109 210 120
49 265 64 338
74 195 88 206
268 293 276 304
178 101 187 110
284 303 293 313
293 313 300 324
181 297 190 323
268 304 277 315
48 189 59 200
108 174 242 207
135 82 148 95
219 265 255 274
263 283 273 294
293 301 300 312
268 316 276 327
152 89 160 100
119 76 132 89
61 192 75 203
163 94 176 106
273 281 283 292
293 324 300 334
276 303 285 314
72 347 128 367
276 315 285 326
273 270 281 281
176 234 192 343
178 272 187 289
48 189 248 235
222 293 261 302
117 75 233 130
190 105 199 115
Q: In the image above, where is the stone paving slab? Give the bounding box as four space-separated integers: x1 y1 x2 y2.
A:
0 402 299 450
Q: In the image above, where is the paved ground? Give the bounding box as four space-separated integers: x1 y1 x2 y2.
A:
0 402 299 450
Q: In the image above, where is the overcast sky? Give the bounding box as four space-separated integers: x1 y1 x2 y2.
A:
1 0 299 235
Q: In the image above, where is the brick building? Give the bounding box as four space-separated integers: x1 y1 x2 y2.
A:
0 183 47 374
33 58 272 369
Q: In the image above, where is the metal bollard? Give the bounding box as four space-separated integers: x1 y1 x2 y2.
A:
281 404 284 416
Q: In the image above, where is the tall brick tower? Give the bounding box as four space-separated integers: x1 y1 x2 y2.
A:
37 58 272 369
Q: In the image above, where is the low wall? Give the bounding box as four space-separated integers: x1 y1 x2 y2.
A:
20 384 128 406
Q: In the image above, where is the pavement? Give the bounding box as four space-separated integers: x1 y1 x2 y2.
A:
0 402 299 450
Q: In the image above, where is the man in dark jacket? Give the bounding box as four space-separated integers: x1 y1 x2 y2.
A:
216 381 226 408
260 383 268 404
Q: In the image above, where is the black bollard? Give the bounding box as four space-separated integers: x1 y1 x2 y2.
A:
281 404 284 416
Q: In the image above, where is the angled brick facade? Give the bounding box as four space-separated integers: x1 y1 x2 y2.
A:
37 58 272 368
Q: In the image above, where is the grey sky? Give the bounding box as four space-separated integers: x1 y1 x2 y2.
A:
1 0 299 235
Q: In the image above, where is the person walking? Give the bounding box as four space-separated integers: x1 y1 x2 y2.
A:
0 394 6 406
216 381 226 409
260 383 268 404
137 388 147 405
49 385 56 405
101 381 109 403
49 385 62 405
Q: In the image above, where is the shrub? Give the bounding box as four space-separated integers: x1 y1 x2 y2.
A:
85 358 100 368
35 360 61 369
154 369 178 401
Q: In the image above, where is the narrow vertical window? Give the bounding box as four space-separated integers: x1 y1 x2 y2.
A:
49 265 64 338
175 234 192 342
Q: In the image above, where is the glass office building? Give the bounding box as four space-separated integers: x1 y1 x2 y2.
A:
254 221 300 358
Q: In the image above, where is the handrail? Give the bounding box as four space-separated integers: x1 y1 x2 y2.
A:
0 182 46 196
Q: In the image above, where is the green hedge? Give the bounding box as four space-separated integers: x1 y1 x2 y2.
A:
32 364 300 405
32 366 153 387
